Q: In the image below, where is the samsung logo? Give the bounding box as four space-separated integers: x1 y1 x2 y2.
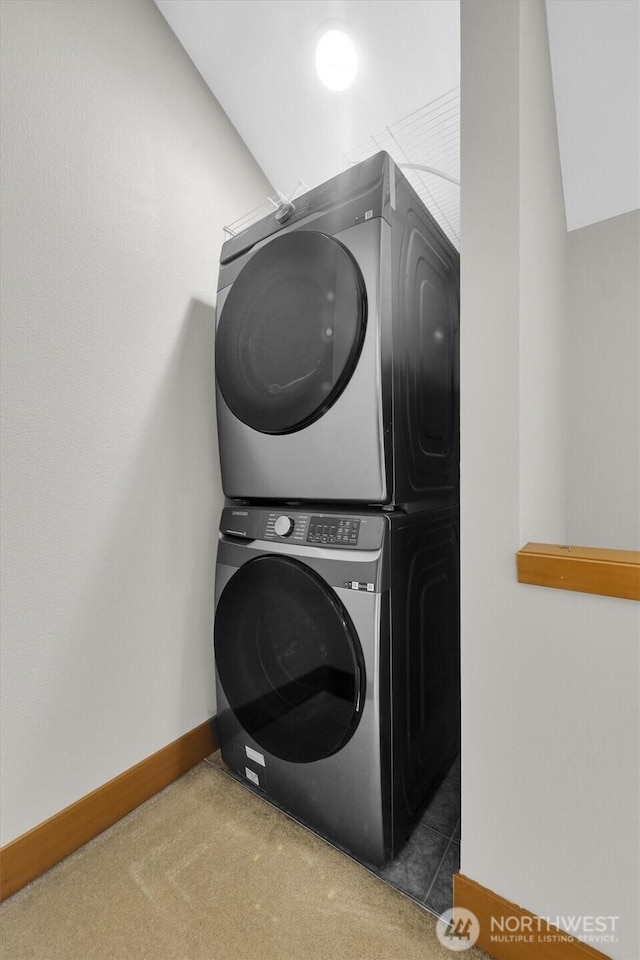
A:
232 510 249 517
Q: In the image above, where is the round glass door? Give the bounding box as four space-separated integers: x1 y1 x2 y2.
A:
214 555 365 763
215 231 367 435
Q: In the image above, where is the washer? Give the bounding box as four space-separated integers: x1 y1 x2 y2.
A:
215 151 459 509
213 503 460 864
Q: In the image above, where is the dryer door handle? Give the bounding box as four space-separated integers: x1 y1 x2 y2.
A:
354 663 363 713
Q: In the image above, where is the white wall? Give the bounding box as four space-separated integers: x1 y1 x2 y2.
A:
0 0 272 846
519 0 568 545
566 211 640 551
460 3 640 959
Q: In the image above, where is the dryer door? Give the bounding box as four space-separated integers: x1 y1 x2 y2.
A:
215 231 367 435
214 555 366 763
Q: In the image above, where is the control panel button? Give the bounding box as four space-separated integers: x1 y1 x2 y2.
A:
307 516 360 545
274 516 294 537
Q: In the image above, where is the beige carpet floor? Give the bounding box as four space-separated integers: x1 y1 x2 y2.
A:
0 760 485 960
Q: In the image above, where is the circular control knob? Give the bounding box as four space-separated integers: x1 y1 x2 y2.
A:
275 201 294 223
274 515 294 537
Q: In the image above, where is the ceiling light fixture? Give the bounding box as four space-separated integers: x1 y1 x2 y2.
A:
315 28 358 92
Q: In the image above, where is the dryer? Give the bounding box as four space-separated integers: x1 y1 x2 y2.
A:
213 503 460 864
214 152 459 509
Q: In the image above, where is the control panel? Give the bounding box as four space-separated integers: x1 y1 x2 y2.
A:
218 153 388 269
220 507 383 550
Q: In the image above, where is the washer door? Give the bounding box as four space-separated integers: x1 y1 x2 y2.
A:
215 231 367 435
214 555 366 763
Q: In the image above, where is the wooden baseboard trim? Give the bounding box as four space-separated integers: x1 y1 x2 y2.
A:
517 542 640 601
453 873 612 960
0 718 217 902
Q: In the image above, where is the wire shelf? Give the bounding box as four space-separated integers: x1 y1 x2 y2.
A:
346 87 460 248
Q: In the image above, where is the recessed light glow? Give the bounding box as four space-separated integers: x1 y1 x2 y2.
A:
315 29 358 91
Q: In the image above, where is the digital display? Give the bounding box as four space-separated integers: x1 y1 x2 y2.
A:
307 516 360 545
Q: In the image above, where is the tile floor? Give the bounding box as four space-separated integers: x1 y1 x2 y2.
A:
210 750 460 919
373 754 460 915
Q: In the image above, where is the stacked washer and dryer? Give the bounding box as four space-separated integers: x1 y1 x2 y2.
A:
212 152 460 865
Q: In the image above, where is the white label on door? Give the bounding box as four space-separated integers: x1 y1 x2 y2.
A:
245 767 259 786
245 745 265 767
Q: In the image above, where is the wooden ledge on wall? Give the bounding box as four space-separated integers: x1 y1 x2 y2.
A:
516 542 640 601
454 873 613 960
0 718 218 902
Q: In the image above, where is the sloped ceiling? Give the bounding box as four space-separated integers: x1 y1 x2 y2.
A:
155 0 639 233
154 0 460 196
